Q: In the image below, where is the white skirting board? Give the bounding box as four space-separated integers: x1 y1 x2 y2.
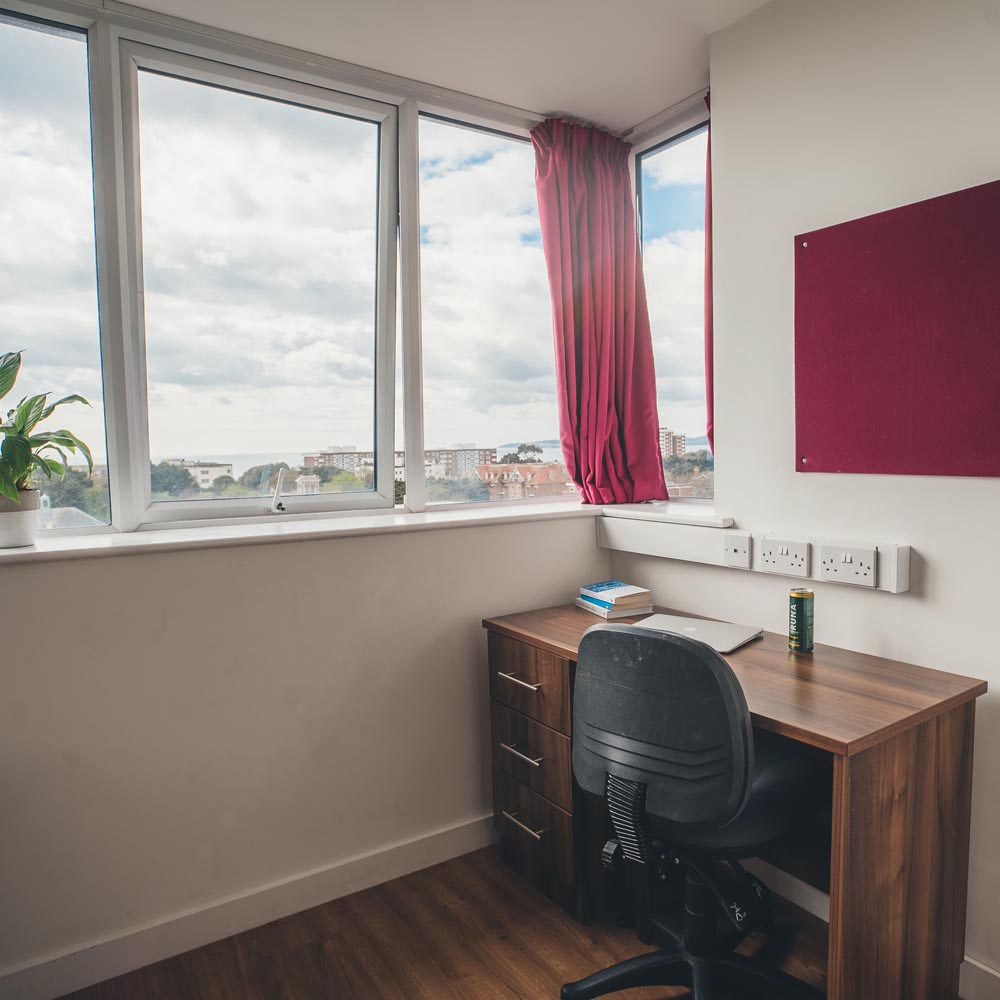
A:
0 813 496 1000
3 815 994 999
962 958 1000 1000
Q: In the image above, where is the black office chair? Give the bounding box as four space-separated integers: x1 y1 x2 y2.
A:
562 624 827 1000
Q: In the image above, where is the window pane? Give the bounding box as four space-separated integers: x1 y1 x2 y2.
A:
639 126 714 499
0 15 109 527
136 70 379 503
417 117 576 504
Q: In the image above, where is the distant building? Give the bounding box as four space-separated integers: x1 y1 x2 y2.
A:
426 447 497 478
304 445 496 480
659 428 686 459
295 474 321 495
303 445 364 473
474 462 576 501
38 495 104 530
164 459 234 488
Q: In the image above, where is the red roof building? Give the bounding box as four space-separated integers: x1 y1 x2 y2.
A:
474 462 578 501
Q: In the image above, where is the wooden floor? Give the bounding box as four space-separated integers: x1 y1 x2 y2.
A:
62 848 826 999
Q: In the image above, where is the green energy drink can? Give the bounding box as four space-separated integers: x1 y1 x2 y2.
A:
788 588 815 653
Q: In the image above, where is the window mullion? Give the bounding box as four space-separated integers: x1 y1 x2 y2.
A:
88 19 146 531
373 105 400 509
398 99 426 513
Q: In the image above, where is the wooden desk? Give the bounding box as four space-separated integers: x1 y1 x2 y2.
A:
482 604 987 1000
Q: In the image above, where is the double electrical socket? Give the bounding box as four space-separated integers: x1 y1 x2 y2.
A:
760 536 811 578
818 543 877 588
714 529 909 591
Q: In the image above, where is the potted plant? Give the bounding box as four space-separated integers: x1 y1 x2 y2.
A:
0 350 93 548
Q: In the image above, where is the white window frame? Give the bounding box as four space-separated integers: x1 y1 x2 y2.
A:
3 0 578 538
114 41 398 526
409 111 577 514
630 102 714 506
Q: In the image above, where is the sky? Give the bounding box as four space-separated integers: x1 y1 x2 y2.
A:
418 118 558 452
640 127 710 442
0 20 106 461
0 14 710 480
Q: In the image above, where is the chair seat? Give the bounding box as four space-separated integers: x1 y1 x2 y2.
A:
653 732 829 857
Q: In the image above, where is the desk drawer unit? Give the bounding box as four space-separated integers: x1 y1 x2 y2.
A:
488 631 571 733
485 626 608 922
493 769 574 887
491 702 572 811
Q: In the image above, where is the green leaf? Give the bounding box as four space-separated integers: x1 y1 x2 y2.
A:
1 433 32 480
29 432 75 448
50 429 93 472
30 452 64 479
34 440 72 464
0 352 21 403
13 394 47 434
40 394 90 421
0 465 18 502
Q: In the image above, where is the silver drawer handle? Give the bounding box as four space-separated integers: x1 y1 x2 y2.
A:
500 742 545 768
501 810 546 841
497 671 541 692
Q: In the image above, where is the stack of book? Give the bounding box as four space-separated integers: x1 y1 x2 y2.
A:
576 580 653 619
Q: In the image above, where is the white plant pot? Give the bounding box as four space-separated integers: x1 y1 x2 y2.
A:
0 489 40 548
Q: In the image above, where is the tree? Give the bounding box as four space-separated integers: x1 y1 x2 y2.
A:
40 468 111 521
499 443 543 464
238 462 290 493
150 461 197 498
315 464 364 484
320 469 366 494
40 468 88 510
394 479 406 505
201 474 247 498
426 476 490 502
664 449 714 477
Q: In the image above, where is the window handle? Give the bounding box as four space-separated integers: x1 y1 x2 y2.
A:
266 467 287 514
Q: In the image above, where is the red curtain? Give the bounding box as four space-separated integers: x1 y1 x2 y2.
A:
704 96 715 454
531 118 667 505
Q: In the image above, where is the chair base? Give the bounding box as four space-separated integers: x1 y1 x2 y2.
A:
560 918 822 1000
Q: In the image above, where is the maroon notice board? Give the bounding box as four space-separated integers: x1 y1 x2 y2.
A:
794 179 1000 476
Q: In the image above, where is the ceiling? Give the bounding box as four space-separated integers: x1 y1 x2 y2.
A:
129 0 770 132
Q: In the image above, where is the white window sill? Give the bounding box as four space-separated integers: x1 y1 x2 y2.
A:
0 502 601 566
602 501 733 528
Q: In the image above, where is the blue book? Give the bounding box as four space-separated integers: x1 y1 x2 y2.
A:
578 593 615 611
575 597 654 619
580 580 652 605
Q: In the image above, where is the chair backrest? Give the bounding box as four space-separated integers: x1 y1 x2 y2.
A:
573 623 754 832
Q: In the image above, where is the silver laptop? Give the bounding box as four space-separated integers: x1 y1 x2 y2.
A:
635 614 763 654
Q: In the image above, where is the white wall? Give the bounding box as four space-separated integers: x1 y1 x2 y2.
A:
0 517 607 992
613 0 1000 975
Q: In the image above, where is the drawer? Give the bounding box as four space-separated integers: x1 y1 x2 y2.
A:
488 631 571 734
491 702 573 812
493 769 574 888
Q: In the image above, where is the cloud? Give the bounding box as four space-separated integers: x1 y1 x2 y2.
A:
418 118 559 448
643 228 709 435
642 128 708 188
0 21 107 459
2 12 708 477
135 70 384 455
